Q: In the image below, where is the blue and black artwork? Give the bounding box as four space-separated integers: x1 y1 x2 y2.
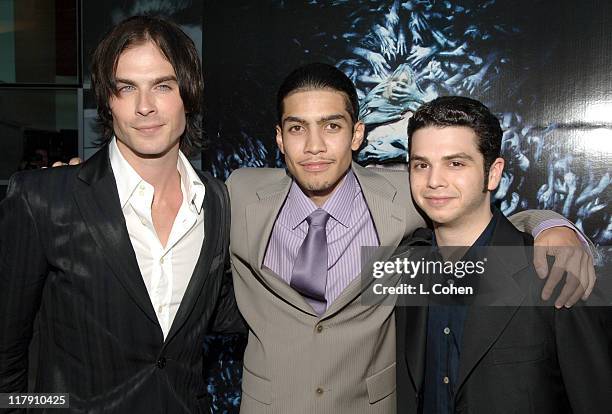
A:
204 0 611 253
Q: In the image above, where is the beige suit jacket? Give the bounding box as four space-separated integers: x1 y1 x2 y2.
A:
226 163 574 414
227 163 423 414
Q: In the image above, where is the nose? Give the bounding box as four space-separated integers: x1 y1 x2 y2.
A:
136 90 156 116
304 129 326 155
427 165 447 189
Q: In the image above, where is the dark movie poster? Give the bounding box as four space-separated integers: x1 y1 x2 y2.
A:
83 0 203 82
203 0 611 263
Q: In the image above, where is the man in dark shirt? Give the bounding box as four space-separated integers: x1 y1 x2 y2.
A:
395 96 612 413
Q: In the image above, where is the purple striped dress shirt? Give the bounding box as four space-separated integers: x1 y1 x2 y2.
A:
263 170 380 310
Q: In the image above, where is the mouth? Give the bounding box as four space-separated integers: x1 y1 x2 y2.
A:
423 196 456 207
133 124 164 134
299 160 333 172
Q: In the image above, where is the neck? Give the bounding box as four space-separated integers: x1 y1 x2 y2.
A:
434 201 493 247
116 140 181 192
303 169 350 207
309 191 333 207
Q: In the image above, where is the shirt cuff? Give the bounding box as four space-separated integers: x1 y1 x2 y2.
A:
531 218 592 256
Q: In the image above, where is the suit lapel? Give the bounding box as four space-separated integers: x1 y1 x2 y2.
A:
392 231 434 396
247 175 291 273
323 163 407 317
73 146 158 326
245 172 317 315
400 306 428 394
455 213 531 393
354 163 406 247
165 172 224 343
455 304 520 392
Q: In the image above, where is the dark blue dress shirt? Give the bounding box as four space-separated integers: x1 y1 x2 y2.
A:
422 210 498 414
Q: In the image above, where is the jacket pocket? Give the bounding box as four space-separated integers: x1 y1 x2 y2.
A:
488 342 547 365
241 366 272 405
366 362 396 404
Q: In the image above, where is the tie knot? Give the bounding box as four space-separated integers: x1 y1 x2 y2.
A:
307 209 330 227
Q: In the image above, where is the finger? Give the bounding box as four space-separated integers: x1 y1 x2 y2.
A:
560 248 585 307
566 278 585 308
541 252 567 301
68 157 82 165
533 247 549 279
554 270 581 309
51 161 66 167
565 252 589 306
541 264 563 302
582 255 596 301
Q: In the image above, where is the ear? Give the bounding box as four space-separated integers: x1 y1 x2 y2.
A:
351 121 366 151
487 157 505 191
275 125 285 154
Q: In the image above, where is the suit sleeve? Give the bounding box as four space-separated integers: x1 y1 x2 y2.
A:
0 173 49 392
209 258 247 335
208 175 246 335
555 306 612 412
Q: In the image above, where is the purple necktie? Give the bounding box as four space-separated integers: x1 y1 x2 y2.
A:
291 209 330 315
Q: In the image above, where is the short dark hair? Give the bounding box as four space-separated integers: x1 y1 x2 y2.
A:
276 63 359 125
407 96 502 188
90 15 203 156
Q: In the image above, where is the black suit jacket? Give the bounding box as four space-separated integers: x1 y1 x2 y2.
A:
0 146 244 413
396 210 612 414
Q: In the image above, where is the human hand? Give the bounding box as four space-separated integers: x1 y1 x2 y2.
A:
408 45 435 66
397 30 407 56
533 226 595 308
51 157 82 167
373 24 397 60
365 50 391 78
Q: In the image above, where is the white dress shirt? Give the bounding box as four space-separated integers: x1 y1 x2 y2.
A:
109 138 205 339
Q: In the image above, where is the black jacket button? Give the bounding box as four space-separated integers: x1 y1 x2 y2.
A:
157 357 166 369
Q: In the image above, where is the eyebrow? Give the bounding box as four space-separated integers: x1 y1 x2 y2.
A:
409 155 429 163
441 152 475 161
115 75 178 86
282 113 348 126
410 152 475 162
318 114 347 123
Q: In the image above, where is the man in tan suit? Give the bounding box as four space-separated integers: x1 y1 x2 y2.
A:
226 63 594 414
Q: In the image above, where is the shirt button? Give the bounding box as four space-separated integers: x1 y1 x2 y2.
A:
156 357 166 369
140 218 147 226
443 327 450 335
160 257 164 264
443 376 450 384
139 184 145 191
158 305 163 313
316 325 323 333
316 387 324 395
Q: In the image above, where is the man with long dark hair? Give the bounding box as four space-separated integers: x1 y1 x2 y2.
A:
0 16 242 413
